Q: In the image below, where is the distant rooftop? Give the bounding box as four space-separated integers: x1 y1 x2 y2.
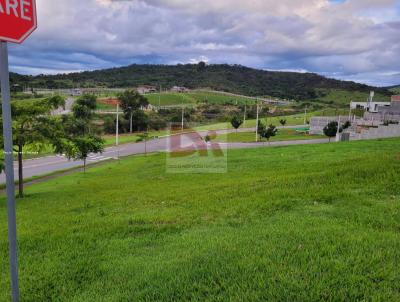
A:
392 95 400 102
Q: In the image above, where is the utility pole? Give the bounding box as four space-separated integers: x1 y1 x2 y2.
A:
304 105 308 125
130 111 133 134
145 127 149 156
181 94 185 131
255 100 260 142
243 103 247 127
1 41 20 302
336 115 341 142
159 84 161 108
128 106 133 134
348 106 352 123
116 103 119 145
181 106 185 132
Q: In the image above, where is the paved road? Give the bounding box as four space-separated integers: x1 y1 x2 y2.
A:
0 127 328 184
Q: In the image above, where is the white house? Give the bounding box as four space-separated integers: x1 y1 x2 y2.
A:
70 88 82 96
170 86 189 93
350 101 391 113
136 85 157 94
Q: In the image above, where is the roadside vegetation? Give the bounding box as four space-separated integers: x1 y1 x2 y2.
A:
0 96 65 197
2 89 364 166
1 139 399 301
213 129 324 143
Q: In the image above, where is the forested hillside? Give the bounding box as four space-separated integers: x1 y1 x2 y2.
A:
10 63 391 101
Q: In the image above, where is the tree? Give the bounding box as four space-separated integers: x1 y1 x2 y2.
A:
54 94 104 172
257 120 266 137
148 112 167 131
260 124 278 145
342 121 351 130
0 155 4 174
197 61 207 71
118 89 149 133
279 119 287 127
231 115 243 133
323 121 342 142
72 94 97 123
137 132 149 155
0 96 65 197
58 135 104 172
129 110 149 132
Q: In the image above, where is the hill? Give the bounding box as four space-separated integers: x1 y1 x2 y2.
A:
10 64 392 101
1 139 400 301
387 85 400 94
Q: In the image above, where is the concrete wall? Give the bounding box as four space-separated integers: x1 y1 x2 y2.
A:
365 111 400 122
352 124 400 140
310 116 352 135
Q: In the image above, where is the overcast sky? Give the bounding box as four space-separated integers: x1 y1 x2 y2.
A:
8 0 400 87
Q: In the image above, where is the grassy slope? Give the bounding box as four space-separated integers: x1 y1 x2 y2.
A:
215 129 324 143
1 139 400 301
96 102 116 110
146 91 257 106
194 112 313 131
103 131 170 146
193 113 310 131
389 86 400 94
194 108 353 132
317 89 391 106
98 89 385 108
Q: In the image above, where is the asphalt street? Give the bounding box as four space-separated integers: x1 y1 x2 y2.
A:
0 127 329 184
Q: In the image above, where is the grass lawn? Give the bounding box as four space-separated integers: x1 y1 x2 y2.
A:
316 89 391 106
103 130 184 146
103 133 161 146
390 86 400 94
194 113 313 131
103 134 143 146
1 139 400 301
146 93 198 106
195 108 357 132
96 102 116 111
214 129 325 143
146 91 258 106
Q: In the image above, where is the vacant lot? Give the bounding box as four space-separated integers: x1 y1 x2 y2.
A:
316 89 391 106
1 139 400 301
214 129 324 143
146 91 257 106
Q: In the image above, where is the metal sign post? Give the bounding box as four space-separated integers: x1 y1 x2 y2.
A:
0 41 19 302
0 1 37 300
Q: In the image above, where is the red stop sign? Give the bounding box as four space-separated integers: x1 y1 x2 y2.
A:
0 0 37 44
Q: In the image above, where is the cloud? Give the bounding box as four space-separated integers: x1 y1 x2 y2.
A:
7 0 400 86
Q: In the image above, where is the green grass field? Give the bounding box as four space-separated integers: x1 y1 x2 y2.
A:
214 129 324 143
194 112 313 131
389 86 400 94
103 131 170 146
316 89 391 106
1 139 400 301
96 102 116 111
146 91 258 106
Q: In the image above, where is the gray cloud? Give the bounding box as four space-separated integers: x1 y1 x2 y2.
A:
7 0 400 86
